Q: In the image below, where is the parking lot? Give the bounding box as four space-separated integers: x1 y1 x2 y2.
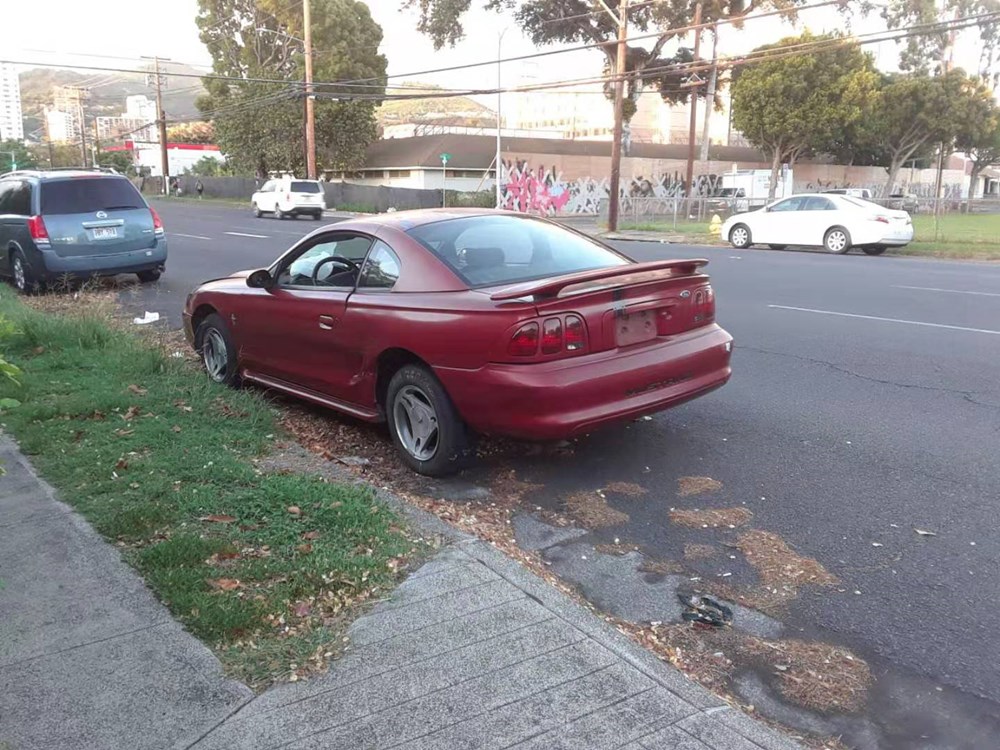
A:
135 198 1000 746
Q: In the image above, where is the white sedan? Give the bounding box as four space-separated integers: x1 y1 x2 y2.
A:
720 193 914 255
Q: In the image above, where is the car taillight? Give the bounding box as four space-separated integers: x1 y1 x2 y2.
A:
565 315 585 351
508 322 539 357
27 215 49 243
693 285 715 324
150 208 164 236
874 215 889 224
541 318 563 354
285 192 291 202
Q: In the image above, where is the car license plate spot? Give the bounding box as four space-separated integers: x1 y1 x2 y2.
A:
616 309 657 347
93 227 118 240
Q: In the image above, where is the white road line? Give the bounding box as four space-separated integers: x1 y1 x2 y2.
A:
172 233 212 240
224 231 269 239
767 304 1000 336
892 285 1000 298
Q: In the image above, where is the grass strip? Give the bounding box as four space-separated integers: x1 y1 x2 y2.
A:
0 290 420 689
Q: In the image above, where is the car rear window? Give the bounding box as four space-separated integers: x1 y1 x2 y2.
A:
406 215 629 288
41 178 144 215
290 181 322 193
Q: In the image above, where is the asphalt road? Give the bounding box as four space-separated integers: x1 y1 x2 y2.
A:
140 199 1000 745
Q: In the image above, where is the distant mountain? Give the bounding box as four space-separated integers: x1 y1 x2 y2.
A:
377 82 493 127
19 61 209 132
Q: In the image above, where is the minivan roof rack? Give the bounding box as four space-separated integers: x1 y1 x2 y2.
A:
0 166 122 179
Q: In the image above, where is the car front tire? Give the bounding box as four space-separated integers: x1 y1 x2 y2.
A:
729 223 752 249
824 227 852 254
252 202 263 218
194 313 241 387
386 364 469 477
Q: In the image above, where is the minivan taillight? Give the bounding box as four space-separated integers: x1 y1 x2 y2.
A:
508 322 539 357
149 208 165 237
27 216 50 244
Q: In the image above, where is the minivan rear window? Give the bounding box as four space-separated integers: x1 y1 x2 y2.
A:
290 181 322 193
41 178 145 215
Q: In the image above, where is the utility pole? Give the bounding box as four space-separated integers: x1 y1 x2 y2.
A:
699 23 718 164
93 118 101 166
684 2 703 198
303 0 317 179
143 56 171 194
607 0 629 232
74 88 89 168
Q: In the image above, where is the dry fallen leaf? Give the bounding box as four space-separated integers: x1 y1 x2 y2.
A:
287 506 302 516
208 578 240 591
914 528 938 537
200 514 237 524
172 425 182 433
174 399 194 413
302 530 321 540
32 346 45 355
293 601 311 618
123 405 141 421
114 428 134 437
127 384 148 396
114 458 128 471
296 543 313 554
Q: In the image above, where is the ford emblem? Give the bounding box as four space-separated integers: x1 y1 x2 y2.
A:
96 211 108 219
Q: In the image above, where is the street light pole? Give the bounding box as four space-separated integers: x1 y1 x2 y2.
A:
684 2 703 198
303 0 317 179
496 27 509 210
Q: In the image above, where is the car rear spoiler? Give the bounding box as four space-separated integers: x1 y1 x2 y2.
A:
489 259 709 301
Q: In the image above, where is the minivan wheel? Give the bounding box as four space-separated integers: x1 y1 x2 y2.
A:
252 202 262 218
9 250 38 295
137 269 161 283
195 313 241 387
386 364 469 476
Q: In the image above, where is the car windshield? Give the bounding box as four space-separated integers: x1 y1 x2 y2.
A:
290 181 322 193
41 178 144 215
407 215 629 288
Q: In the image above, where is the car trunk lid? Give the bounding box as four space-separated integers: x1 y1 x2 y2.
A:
490 259 715 354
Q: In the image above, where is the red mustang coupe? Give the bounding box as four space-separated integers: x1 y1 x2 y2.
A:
184 210 733 476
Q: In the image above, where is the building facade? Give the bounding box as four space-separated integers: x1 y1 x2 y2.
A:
0 63 24 142
45 109 78 144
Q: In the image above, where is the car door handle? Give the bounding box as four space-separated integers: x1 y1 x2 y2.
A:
318 315 337 330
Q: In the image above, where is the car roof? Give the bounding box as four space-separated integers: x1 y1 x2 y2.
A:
324 208 529 234
1 169 125 181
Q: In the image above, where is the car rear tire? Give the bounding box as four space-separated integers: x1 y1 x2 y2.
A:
768 244 787 250
863 246 887 256
386 364 469 477
824 227 852 254
729 224 752 249
137 269 161 283
277 209 287 220
252 202 262 218
194 313 241 387
312 212 322 221
9 249 40 295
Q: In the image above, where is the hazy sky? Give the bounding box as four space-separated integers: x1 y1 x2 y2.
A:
0 0 984 94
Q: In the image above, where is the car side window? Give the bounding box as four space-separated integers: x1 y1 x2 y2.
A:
8 182 31 216
276 234 373 288
0 181 14 214
359 240 401 290
261 181 275 193
803 197 835 211
770 197 805 212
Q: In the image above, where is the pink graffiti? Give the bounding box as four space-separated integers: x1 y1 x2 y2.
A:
500 160 571 215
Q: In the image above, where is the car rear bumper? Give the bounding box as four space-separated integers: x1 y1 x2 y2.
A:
876 225 914 246
36 240 167 279
435 324 733 441
280 203 325 214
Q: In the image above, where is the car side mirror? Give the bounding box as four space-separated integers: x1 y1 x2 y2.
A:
247 269 273 289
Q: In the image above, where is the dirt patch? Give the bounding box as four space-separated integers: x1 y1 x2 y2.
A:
637 557 684 576
737 530 838 590
683 543 717 561
670 507 753 529
604 481 647 497
677 476 723 496
563 491 630 529
630 622 871 715
594 542 641 556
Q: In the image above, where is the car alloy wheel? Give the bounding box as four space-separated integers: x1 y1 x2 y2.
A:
825 228 850 254
12 255 26 292
392 384 440 462
729 224 751 248
201 328 230 383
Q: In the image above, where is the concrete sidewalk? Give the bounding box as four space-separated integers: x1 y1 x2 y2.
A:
0 435 802 750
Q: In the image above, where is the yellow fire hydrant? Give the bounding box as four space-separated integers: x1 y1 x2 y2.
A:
709 213 722 237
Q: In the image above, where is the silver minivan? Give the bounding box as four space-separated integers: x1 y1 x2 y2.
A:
0 168 167 293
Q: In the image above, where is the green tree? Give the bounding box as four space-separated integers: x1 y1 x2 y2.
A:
867 70 994 197
405 0 811 149
0 140 37 171
95 151 135 175
730 33 879 199
184 155 233 176
166 121 216 144
196 0 386 176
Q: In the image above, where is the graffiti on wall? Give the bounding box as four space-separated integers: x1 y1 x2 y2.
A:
499 158 725 216
802 177 964 199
